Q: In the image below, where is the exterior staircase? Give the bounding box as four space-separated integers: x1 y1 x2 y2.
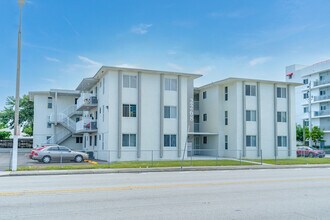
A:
47 105 82 144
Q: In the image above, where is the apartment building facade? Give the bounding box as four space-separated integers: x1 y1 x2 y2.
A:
286 59 330 144
193 78 298 159
30 67 299 161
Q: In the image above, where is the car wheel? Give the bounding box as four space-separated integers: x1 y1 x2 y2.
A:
75 155 83 163
42 156 51 163
308 153 314 158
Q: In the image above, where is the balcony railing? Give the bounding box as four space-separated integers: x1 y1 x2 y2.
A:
314 79 330 87
194 101 199 111
194 123 200 132
314 110 330 117
314 94 330 102
76 93 98 111
76 118 97 133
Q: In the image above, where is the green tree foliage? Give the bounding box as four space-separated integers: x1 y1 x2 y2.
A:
0 131 11 140
0 95 34 136
309 126 325 147
296 124 309 143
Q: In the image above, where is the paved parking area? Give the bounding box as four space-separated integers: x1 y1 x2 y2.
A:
0 149 91 171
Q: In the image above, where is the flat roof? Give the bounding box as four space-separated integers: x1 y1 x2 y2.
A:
29 89 80 101
197 77 302 90
76 66 203 91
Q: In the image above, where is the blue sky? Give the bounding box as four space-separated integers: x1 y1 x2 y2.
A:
1 0 330 108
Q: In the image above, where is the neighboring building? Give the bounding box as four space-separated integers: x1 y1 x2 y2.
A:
191 78 299 159
30 67 299 161
29 89 83 150
286 59 330 144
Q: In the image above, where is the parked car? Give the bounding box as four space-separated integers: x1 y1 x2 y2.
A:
296 146 326 158
32 146 89 163
28 144 59 159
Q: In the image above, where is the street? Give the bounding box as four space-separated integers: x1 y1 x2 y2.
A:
1 168 330 220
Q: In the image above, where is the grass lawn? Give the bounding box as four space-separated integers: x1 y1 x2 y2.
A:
261 157 330 165
16 159 254 171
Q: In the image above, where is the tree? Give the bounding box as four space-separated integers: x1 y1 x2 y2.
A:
0 131 11 140
296 124 309 143
0 95 34 136
309 126 325 147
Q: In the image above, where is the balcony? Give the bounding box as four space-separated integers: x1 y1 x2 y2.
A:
76 93 98 111
76 118 97 133
194 101 199 114
314 110 330 118
314 94 330 102
314 79 330 87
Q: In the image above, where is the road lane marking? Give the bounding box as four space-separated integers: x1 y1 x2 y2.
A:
1 176 330 197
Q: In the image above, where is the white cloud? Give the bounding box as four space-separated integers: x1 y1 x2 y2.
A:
45 56 60 62
131 24 153 35
167 62 183 71
115 64 141 69
78 55 102 66
193 65 215 75
249 57 271 66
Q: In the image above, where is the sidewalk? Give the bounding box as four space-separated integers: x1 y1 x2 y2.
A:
2 164 330 177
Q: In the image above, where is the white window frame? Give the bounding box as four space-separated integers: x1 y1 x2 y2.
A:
277 112 287 122
277 136 287 147
123 75 137 88
303 107 309 113
246 110 256 122
303 93 309 99
277 87 287 98
164 106 177 118
246 135 257 147
303 79 308 85
203 91 207 99
47 97 53 109
225 111 228 125
225 135 228 150
203 113 207 121
164 134 176 147
122 134 137 147
224 87 228 101
165 78 177 91
245 85 256 96
123 104 137 117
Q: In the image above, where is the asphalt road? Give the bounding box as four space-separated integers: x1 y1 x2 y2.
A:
1 168 330 220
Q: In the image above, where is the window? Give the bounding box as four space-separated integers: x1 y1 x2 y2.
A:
320 90 326 96
303 119 309 127
164 106 177 118
122 134 136 147
246 135 257 147
225 135 228 150
303 107 309 113
47 122 51 128
277 136 287 147
59 146 70 152
203 114 207 121
90 136 92 146
246 110 256 122
303 79 308 85
245 85 256 96
123 104 137 117
203 136 208 144
321 105 326 111
74 98 78 104
46 136 51 141
123 75 137 88
303 93 309 99
47 97 53 108
164 134 176 147
224 87 228 101
165 78 177 91
103 78 105 94
76 137 83 143
277 87 287 98
225 111 228 125
94 135 97 146
48 147 59 151
277 112 287 122
203 91 207 99
102 133 104 150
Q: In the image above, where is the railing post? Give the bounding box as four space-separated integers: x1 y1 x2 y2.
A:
151 150 153 167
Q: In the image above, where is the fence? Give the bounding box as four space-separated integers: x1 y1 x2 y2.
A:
0 139 33 148
0 148 328 171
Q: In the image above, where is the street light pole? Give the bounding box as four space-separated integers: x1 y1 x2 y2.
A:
12 0 25 171
308 81 312 148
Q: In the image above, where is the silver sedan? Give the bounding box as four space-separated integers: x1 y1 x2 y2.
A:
32 146 89 163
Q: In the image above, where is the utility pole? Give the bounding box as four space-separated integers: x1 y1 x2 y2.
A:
12 0 25 171
308 81 312 147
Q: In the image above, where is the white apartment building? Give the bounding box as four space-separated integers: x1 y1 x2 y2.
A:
192 78 299 159
30 66 299 161
286 59 330 145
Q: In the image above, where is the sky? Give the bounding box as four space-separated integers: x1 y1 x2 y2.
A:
1 0 330 109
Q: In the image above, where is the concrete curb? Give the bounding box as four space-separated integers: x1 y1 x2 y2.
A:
2 164 330 177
